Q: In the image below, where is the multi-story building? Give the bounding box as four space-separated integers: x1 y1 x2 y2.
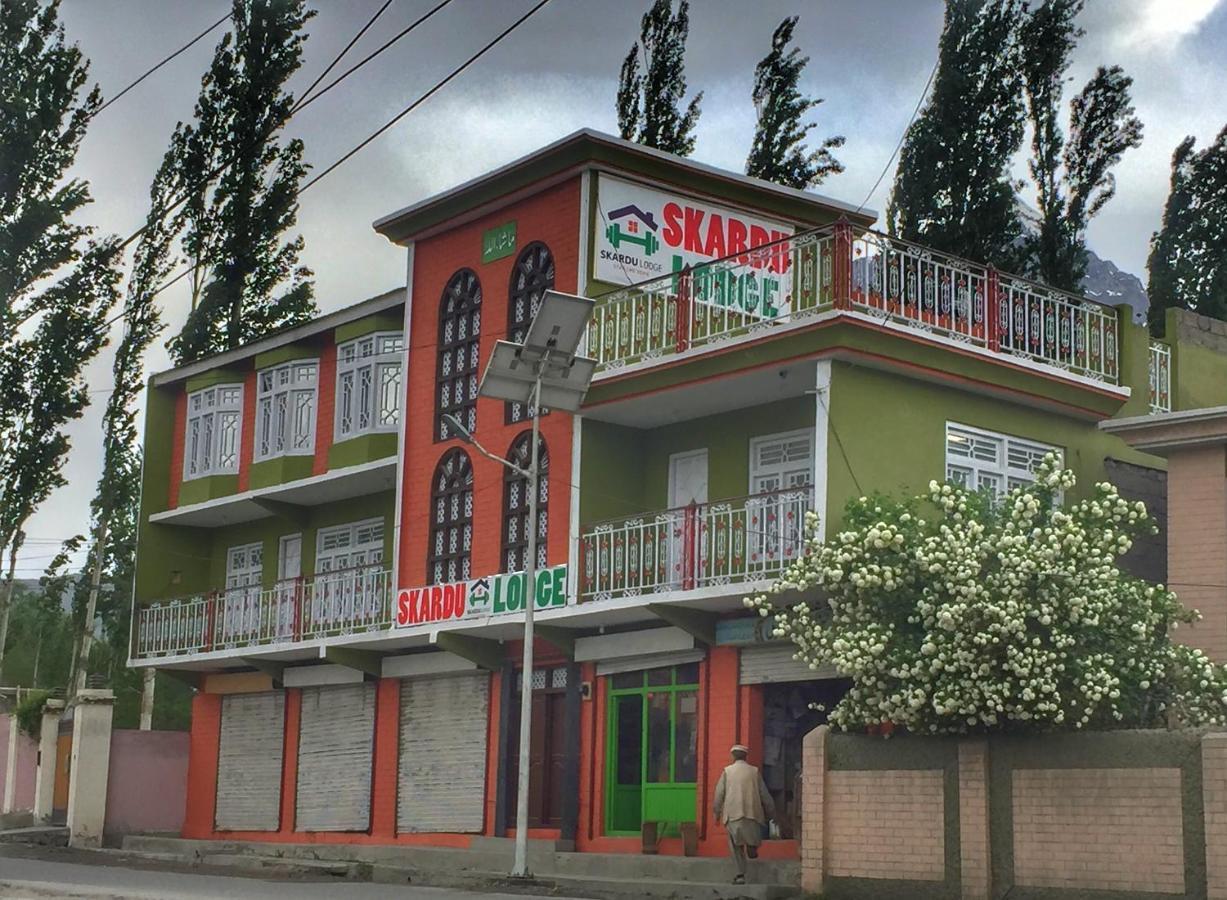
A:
129 130 1226 857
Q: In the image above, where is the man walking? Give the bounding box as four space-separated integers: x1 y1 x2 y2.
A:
713 744 775 885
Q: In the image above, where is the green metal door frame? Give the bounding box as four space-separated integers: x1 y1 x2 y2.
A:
603 665 700 835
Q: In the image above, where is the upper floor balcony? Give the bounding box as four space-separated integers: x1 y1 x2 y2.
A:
587 224 1123 390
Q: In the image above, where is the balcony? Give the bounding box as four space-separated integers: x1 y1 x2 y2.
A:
132 566 394 660
587 225 1121 386
1150 340 1172 413
578 487 812 603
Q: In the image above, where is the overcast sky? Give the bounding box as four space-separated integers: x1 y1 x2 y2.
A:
16 0 1227 578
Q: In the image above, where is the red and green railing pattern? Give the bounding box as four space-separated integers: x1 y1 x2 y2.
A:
132 566 394 660
1149 340 1172 413
589 223 1121 385
579 487 812 602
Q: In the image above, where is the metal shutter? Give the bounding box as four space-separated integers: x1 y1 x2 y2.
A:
215 692 285 831
295 682 376 831
739 644 836 684
397 672 489 833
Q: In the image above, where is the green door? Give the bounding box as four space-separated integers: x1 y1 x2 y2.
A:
606 663 700 835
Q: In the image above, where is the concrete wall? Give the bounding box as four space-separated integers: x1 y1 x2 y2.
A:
104 729 189 840
0 713 38 812
802 727 1227 899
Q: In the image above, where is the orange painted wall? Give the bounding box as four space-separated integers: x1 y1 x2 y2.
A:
236 370 257 492
182 692 221 838
168 391 187 508
313 343 337 476
398 177 581 590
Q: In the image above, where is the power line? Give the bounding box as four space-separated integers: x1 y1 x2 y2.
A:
295 0 396 107
853 55 939 216
97 12 232 115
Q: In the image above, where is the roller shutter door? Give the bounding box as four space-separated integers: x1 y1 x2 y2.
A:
397 672 488 833
215 692 285 831
739 644 836 684
295 682 376 831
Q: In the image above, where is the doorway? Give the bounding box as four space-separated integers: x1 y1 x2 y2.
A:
667 450 708 588
605 662 700 835
504 666 568 829
276 534 302 637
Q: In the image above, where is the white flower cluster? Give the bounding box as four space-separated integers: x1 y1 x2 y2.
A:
746 456 1227 735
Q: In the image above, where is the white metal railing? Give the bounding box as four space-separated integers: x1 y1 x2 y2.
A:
1149 341 1172 413
589 225 1121 385
588 230 836 368
300 566 394 638
132 567 394 660
578 487 812 602
134 593 212 658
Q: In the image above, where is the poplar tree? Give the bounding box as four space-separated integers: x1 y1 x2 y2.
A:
887 0 1027 269
1019 0 1142 291
167 0 316 365
1147 127 1227 334
0 0 120 671
745 17 844 189
616 0 703 156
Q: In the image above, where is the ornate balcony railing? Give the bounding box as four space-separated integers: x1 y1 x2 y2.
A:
578 487 812 602
132 566 394 660
589 224 1121 385
1149 340 1172 414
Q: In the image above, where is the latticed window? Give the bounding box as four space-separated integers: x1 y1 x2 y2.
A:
436 269 482 441
429 449 473 584
945 422 1061 499
506 243 555 423
184 384 243 480
501 432 548 573
256 360 318 461
336 332 403 440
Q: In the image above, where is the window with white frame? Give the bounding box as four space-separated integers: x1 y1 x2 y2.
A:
256 360 318 461
335 332 403 440
315 518 385 575
184 384 243 480
945 423 1062 498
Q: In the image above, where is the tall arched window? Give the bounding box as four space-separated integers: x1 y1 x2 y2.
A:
437 268 482 441
429 449 473 584
506 242 555 424
501 432 548 573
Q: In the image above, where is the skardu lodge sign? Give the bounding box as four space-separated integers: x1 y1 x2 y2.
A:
395 564 569 627
595 174 796 317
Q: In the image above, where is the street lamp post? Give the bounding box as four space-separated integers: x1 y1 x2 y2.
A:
454 290 595 878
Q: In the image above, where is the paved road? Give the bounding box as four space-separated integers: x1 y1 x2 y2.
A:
0 851 571 900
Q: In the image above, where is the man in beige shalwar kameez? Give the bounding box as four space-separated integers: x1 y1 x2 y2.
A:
712 744 775 885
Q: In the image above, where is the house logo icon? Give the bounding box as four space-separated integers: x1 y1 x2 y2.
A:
605 204 661 256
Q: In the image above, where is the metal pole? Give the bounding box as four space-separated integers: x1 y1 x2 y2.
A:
511 368 542 878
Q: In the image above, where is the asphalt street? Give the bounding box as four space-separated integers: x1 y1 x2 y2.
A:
0 850 575 900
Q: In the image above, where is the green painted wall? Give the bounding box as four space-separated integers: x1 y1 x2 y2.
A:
823 361 1165 532
184 368 245 393
248 455 315 490
579 397 811 525
335 312 403 344
329 431 398 469
177 473 240 507
253 341 319 370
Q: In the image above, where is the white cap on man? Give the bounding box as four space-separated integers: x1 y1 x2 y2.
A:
730 744 749 754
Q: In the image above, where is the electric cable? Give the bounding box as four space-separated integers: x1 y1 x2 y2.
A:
97 11 231 114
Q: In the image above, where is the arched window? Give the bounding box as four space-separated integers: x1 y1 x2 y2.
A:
501 432 548 573
429 449 473 584
506 242 555 424
437 268 482 441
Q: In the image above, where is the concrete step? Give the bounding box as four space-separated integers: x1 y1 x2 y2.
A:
0 825 69 847
120 835 800 897
0 812 33 830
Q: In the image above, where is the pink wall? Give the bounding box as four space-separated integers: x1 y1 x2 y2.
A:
0 713 38 811
105 729 189 838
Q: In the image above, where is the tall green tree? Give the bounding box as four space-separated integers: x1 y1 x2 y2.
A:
0 0 120 673
1019 0 1142 291
71 149 177 695
745 17 844 189
888 0 1027 268
616 0 703 156
1147 127 1227 334
167 0 316 365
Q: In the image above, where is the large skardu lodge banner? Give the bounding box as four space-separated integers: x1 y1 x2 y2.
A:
595 174 796 317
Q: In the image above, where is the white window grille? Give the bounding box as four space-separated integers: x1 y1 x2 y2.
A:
335 332 403 441
256 360 318 461
183 384 243 480
749 429 814 494
945 423 1061 499
315 518 385 574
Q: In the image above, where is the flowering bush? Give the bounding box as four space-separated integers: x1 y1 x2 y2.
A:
746 457 1227 734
